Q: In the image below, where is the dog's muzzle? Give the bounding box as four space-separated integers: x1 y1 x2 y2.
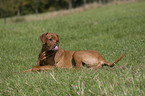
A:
52 45 58 51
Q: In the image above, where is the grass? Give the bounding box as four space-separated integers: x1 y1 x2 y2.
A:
0 1 145 96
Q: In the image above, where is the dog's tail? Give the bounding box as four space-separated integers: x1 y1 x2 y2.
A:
110 52 126 67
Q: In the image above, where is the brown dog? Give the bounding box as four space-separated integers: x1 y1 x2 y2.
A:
24 32 125 72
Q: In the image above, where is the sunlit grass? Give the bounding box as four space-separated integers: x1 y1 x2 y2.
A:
0 2 145 96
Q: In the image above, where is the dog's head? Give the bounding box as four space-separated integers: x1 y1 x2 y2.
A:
39 33 60 51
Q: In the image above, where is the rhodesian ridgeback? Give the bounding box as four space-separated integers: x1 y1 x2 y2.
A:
24 33 125 72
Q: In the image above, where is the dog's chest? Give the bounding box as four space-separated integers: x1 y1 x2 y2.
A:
40 55 55 66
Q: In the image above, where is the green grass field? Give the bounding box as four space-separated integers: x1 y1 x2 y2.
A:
0 2 145 96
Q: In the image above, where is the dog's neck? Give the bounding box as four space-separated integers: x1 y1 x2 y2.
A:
46 50 57 56
41 47 58 56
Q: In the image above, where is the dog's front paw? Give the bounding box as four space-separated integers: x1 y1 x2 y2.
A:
40 51 47 60
32 66 40 71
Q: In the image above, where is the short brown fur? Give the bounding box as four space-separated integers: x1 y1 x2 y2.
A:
24 33 126 72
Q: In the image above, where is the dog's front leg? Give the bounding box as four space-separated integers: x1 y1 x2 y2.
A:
32 65 55 71
32 51 54 71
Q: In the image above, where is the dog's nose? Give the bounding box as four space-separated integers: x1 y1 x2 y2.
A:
53 45 56 49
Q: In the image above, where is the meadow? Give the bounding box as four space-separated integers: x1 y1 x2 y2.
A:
0 1 145 96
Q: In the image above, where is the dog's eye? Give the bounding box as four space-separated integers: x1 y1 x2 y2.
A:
48 39 52 41
56 41 59 43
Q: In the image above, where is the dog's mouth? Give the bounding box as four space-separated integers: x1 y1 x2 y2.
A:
51 45 58 51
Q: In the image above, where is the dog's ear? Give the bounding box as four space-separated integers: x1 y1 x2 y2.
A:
39 33 48 44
